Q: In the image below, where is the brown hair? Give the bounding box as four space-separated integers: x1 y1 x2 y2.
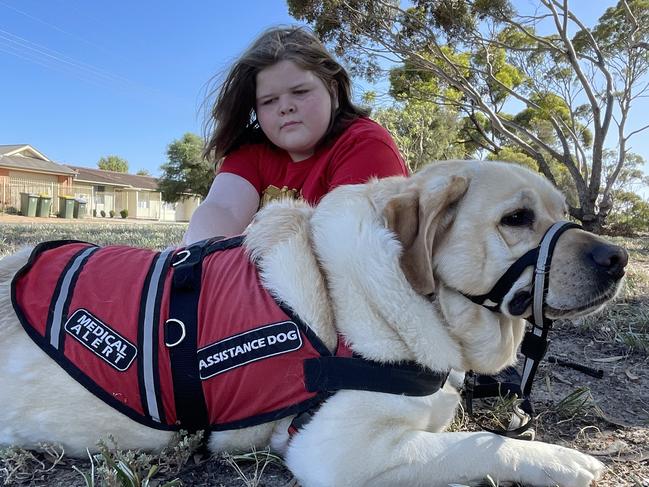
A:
203 26 369 165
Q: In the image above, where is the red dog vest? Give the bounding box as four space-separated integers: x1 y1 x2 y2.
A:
12 237 446 433
12 237 352 431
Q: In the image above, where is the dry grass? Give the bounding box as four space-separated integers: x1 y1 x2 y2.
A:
579 234 649 354
221 448 283 487
0 444 64 485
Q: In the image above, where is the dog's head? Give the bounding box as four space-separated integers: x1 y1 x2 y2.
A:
384 160 628 321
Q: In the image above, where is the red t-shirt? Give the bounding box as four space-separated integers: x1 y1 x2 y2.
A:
219 117 408 206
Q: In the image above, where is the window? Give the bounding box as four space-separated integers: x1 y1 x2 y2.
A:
138 193 150 209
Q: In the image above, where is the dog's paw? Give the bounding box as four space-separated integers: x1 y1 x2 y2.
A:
519 445 605 487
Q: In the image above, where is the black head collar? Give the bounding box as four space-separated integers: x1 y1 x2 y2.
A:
463 221 581 327
462 221 581 403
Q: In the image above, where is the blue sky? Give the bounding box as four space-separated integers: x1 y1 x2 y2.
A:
1 0 300 174
1 0 647 185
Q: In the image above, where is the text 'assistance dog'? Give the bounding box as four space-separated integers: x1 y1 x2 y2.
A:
0 161 628 486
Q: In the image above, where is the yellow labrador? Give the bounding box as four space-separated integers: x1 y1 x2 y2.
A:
0 160 627 486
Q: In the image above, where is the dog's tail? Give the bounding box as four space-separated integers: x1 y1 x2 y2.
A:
0 246 33 281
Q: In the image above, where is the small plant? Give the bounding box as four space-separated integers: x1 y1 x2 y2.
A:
0 444 64 485
551 387 602 421
222 447 281 487
100 210 106 218
93 209 97 217
109 210 116 218
73 431 203 487
120 209 128 219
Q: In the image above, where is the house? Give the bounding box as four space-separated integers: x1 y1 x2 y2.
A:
65 165 200 221
0 144 200 221
0 145 77 209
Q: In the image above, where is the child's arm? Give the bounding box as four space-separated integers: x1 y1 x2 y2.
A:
183 173 259 245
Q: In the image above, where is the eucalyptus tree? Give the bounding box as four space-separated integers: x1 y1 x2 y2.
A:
288 0 649 231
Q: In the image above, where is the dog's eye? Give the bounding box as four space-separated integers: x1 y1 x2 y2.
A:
501 209 535 227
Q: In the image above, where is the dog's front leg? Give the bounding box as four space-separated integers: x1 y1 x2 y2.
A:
286 392 603 487
368 431 604 487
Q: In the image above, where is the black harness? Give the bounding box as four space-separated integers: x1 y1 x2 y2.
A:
460 221 595 438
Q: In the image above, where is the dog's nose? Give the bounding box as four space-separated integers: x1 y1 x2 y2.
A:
590 244 628 279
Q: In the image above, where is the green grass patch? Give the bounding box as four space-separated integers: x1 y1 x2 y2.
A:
0 222 188 257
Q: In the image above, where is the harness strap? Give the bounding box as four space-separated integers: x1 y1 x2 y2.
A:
304 356 448 396
464 370 535 440
289 356 448 437
166 239 215 432
465 248 539 310
520 221 580 398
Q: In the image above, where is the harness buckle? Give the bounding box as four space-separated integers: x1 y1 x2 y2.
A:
164 319 186 347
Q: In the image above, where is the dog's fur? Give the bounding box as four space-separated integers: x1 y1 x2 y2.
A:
0 160 626 486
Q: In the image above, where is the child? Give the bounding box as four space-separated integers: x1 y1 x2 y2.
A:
184 26 407 245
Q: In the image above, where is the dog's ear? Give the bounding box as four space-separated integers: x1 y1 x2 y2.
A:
383 175 468 295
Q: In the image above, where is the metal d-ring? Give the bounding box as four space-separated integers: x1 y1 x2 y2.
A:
164 319 186 347
172 249 191 267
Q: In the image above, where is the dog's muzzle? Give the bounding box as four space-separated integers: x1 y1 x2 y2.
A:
463 221 580 325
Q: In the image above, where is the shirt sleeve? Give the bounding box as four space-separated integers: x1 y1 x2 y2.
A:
218 145 263 195
327 136 409 191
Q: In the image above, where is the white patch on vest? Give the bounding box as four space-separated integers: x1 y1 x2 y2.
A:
197 321 302 380
64 308 137 371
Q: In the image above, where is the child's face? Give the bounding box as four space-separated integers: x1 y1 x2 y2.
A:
256 60 335 161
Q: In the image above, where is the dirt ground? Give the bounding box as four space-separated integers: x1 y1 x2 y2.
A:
3 323 646 486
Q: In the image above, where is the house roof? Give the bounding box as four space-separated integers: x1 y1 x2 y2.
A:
0 144 77 176
0 144 51 160
0 144 29 155
1 144 166 193
66 165 159 191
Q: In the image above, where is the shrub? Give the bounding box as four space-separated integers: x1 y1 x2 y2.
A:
109 210 115 218
604 191 649 237
120 209 128 219
100 210 106 218
92 209 97 217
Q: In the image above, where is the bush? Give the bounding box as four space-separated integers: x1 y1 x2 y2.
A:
109 210 115 218
100 210 106 218
604 190 649 237
92 209 97 217
120 209 128 219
